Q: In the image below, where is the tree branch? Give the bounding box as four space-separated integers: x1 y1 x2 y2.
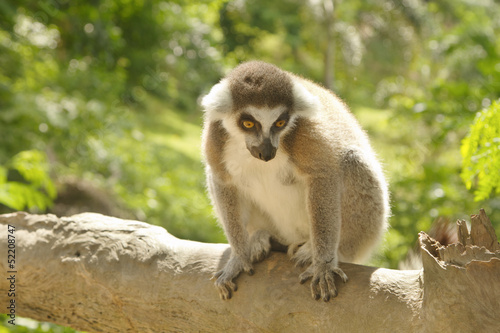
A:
0 211 499 332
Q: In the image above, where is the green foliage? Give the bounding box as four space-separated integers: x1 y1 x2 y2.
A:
461 101 500 201
0 3 225 241
366 0 500 267
79 99 226 242
0 150 56 211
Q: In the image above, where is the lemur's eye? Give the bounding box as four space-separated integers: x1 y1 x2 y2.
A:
242 121 255 129
275 120 286 128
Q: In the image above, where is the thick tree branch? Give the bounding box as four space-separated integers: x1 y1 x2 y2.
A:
0 210 499 332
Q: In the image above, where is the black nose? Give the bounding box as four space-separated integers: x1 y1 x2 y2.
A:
258 150 276 162
250 139 277 162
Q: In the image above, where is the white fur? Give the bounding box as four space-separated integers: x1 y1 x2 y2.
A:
221 105 298 142
244 105 288 136
201 79 232 121
291 79 321 116
222 114 310 245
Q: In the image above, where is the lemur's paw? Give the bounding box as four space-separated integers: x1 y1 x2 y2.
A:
299 260 348 302
213 256 254 300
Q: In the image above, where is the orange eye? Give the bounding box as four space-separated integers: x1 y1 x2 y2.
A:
275 120 286 128
243 121 255 129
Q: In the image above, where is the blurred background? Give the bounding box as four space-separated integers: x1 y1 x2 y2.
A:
1 0 500 330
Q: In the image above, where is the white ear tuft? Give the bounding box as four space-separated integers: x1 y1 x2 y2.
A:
201 79 233 115
292 81 320 114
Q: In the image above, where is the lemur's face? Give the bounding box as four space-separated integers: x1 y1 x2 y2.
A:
236 105 291 162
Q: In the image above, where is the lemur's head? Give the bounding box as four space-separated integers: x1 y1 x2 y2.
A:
202 61 319 162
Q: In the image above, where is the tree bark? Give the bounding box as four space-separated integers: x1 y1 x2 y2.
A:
0 210 499 332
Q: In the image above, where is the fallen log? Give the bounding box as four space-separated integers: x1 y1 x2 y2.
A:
0 209 498 332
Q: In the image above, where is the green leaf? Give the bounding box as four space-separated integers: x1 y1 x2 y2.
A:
10 150 48 187
0 151 57 211
0 166 7 184
0 183 29 211
461 100 500 201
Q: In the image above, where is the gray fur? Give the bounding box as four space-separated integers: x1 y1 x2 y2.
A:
201 61 390 301
227 61 294 110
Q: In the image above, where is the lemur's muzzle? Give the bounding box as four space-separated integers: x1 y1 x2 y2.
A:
249 138 277 162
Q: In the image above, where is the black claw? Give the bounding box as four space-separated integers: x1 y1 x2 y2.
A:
314 294 320 301
248 269 255 276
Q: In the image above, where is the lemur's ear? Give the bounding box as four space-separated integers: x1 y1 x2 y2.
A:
292 80 321 115
201 79 233 115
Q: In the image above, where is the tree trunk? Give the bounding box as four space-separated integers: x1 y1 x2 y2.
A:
0 210 499 332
